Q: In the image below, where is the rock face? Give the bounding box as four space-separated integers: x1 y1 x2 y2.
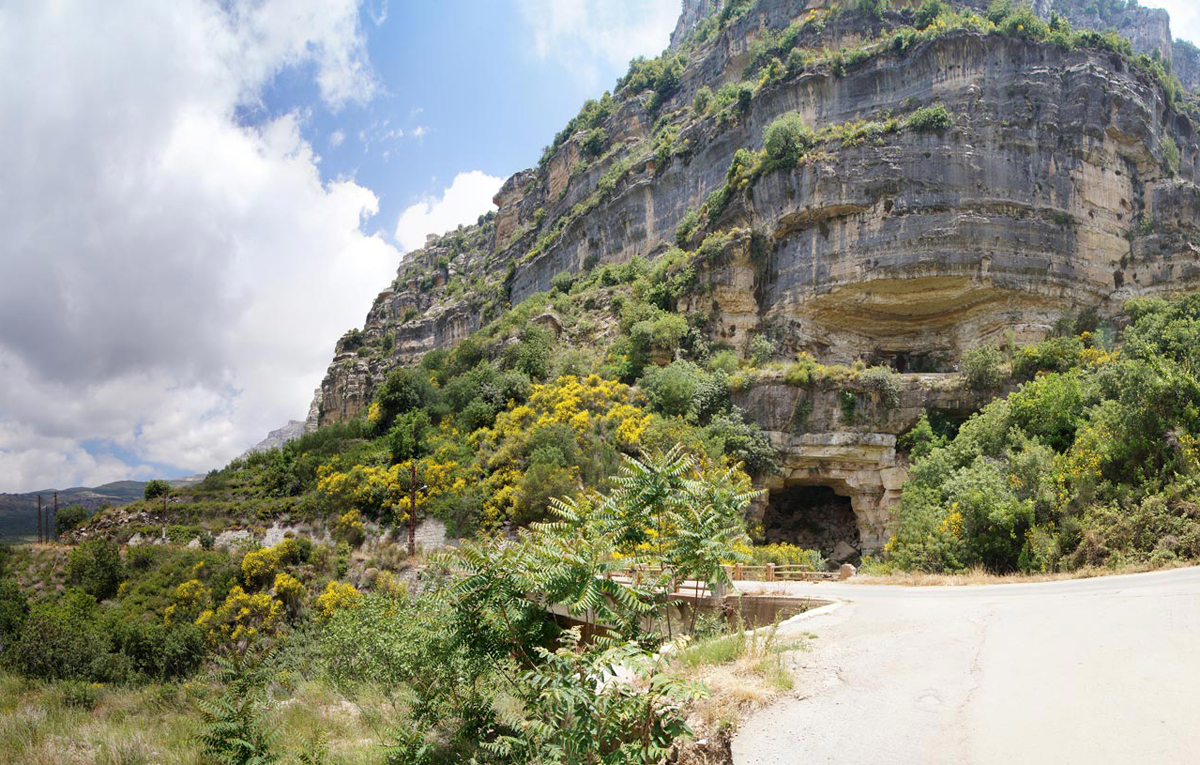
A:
308 0 1200 552
734 370 998 552
240 420 307 459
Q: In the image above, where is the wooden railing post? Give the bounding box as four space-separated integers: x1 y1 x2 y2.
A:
734 563 744 581
766 563 775 582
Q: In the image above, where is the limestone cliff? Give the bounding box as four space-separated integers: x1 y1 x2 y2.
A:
307 0 1200 553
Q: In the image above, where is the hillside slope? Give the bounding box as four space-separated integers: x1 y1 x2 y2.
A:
306 0 1200 552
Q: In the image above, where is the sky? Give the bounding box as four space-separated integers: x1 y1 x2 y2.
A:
0 0 679 493
0 0 1198 493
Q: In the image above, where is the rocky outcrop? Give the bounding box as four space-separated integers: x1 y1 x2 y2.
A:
670 0 722 49
307 0 1200 549
734 371 997 551
240 420 307 458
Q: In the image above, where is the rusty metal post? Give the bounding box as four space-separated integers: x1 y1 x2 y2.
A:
53 492 58 542
37 495 43 544
408 461 418 557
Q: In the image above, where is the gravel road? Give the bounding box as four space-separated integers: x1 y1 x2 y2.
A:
731 567 1200 765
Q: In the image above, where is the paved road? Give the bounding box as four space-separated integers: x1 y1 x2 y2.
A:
731 567 1200 765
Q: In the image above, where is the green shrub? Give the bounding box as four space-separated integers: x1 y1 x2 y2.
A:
373 367 441 431
861 366 901 409
906 104 952 133
550 271 575 294
58 679 100 709
503 325 555 380
746 335 775 366
704 407 779 476
693 86 713 114
0 578 29 640
144 479 170 500
948 458 1035 571
675 208 700 246
839 390 858 423
1012 336 1084 380
1163 136 1180 176
112 618 206 680
580 127 606 158
640 360 706 418
961 345 1005 390
763 113 815 170
66 539 124 600
55 504 89 535
985 0 1013 24
914 0 948 28
708 349 740 374
856 0 889 20
998 4 1049 40
1007 372 1087 452
897 412 945 459
5 592 110 681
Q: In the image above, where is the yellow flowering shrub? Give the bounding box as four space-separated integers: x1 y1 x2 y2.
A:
164 578 210 625
317 463 404 517
273 572 305 611
473 375 656 524
241 538 306 588
333 508 366 545
392 455 460 521
196 585 284 648
316 581 361 619
241 547 278 588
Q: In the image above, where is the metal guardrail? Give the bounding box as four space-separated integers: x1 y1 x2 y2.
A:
607 562 838 599
724 563 840 582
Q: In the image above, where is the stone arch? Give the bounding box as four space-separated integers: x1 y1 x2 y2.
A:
760 479 861 563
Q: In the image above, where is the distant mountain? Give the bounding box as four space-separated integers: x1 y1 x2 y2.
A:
239 420 307 459
0 477 198 542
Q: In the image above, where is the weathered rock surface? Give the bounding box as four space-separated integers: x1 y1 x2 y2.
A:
307 0 1200 551
240 420 307 459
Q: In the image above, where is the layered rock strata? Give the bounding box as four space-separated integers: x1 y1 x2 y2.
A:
308 0 1200 550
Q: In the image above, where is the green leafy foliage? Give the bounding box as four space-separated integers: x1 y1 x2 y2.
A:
857 0 890 20
482 631 704 765
906 104 952 132
763 113 815 170
196 656 280 765
961 345 1006 390
144 479 170 500
887 294 1200 572
54 503 89 535
67 538 124 600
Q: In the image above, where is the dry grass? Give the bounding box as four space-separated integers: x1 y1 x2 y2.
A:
670 623 808 764
851 560 1191 586
0 672 395 765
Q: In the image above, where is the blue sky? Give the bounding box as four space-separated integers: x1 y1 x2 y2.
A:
0 0 677 492
260 0 679 243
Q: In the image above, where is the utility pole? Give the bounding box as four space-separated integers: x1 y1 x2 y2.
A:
37 495 43 544
408 462 419 556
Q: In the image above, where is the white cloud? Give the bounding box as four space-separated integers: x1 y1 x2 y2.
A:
411 125 429 138
394 171 504 253
0 0 399 492
516 0 679 88
329 129 346 147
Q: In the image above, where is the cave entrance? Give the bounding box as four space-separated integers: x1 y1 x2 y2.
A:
761 484 860 564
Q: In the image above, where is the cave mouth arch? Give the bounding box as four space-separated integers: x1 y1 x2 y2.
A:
761 483 860 563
